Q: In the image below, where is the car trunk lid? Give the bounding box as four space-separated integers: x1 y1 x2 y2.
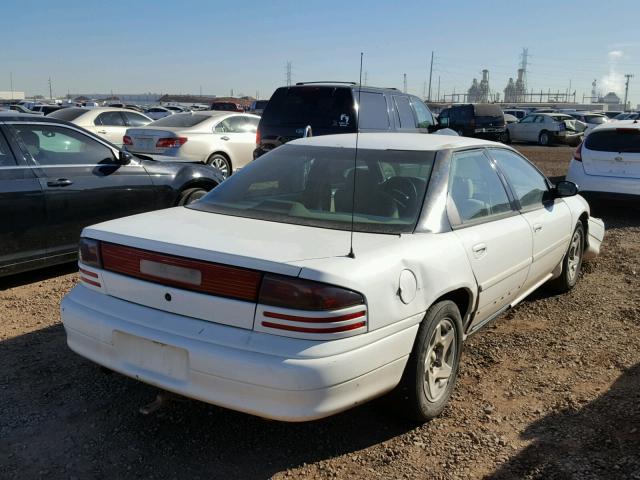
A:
582 126 640 178
125 127 189 154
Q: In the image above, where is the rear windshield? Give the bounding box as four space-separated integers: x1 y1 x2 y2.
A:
260 86 356 130
189 144 436 234
48 108 85 122
150 114 209 127
585 129 640 152
584 115 607 124
474 104 503 117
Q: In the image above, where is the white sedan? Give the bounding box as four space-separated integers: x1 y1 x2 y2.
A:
567 120 640 197
123 111 260 178
61 133 604 422
48 107 152 147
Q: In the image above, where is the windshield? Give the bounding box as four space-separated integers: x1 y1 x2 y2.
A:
585 129 640 152
189 144 436 234
150 114 209 127
584 115 607 124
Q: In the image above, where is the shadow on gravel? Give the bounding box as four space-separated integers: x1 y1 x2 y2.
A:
0 325 414 479
585 197 640 229
487 363 640 479
0 262 76 290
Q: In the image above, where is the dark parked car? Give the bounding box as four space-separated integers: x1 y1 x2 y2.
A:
211 102 244 112
254 82 436 158
31 105 66 115
0 115 224 277
437 104 506 140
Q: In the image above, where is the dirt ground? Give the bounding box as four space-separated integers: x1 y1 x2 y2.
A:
1 145 639 480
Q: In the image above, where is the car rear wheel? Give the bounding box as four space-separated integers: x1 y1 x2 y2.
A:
548 223 584 293
207 153 231 179
538 131 551 146
177 187 208 206
396 300 463 422
499 130 510 144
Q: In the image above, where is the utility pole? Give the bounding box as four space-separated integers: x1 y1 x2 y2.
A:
624 74 634 110
48 77 53 100
427 50 434 101
286 61 292 86
437 76 441 102
403 73 407 93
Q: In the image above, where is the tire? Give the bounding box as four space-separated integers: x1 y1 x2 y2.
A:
499 130 511 144
538 131 551 146
396 300 463 422
206 153 232 179
177 187 208 206
548 223 584 293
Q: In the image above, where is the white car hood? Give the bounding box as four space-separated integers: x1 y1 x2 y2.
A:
82 207 384 276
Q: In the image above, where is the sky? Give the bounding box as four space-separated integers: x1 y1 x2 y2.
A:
2 0 640 105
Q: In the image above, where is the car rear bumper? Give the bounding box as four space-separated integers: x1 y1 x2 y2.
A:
61 285 417 421
553 132 582 145
567 159 640 196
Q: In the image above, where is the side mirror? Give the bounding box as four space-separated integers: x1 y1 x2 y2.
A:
554 180 579 197
118 150 132 165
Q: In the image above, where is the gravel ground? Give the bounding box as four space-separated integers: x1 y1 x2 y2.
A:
1 145 639 480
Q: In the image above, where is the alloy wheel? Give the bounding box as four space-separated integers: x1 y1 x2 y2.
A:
424 318 457 402
567 230 582 282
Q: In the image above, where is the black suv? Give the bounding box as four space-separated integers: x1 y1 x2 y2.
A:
437 104 505 140
254 82 436 158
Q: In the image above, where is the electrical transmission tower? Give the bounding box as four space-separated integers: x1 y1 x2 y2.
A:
285 61 292 86
624 74 634 109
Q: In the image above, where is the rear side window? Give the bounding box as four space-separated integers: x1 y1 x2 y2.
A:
449 150 512 224
585 129 640 152
394 96 417 129
357 92 389 130
95 111 125 126
124 112 151 127
0 131 16 166
411 98 434 128
214 116 258 133
261 87 356 130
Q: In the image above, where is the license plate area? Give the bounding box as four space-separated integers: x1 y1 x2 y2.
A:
135 137 155 151
113 331 188 380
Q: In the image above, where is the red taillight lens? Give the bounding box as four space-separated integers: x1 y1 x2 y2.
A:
573 141 583 162
258 274 364 311
123 135 133 146
78 238 102 268
256 129 261 146
156 137 187 148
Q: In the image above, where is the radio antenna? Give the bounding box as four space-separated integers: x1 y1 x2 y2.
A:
347 52 363 259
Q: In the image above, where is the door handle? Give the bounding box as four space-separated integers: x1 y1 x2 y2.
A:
97 130 108 134
472 243 487 257
47 178 73 187
220 136 230 141
533 223 543 233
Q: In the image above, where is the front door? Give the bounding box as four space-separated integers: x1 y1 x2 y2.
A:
489 148 573 289
0 127 48 272
447 149 532 329
213 115 259 170
8 123 158 257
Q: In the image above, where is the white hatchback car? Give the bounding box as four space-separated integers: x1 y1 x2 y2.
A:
61 133 604 422
567 120 640 197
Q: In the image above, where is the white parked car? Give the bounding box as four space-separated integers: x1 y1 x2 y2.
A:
61 133 603 422
568 112 608 134
48 107 152 147
144 106 174 120
124 111 260 178
567 120 640 197
506 113 583 146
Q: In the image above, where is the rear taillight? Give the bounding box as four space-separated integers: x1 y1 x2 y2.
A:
258 274 364 311
256 129 261 146
156 137 187 148
573 141 583 162
123 135 133 145
79 238 102 268
78 238 103 288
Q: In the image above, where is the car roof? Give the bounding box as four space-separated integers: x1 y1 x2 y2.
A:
160 111 260 119
590 119 640 132
289 132 500 151
0 113 70 122
284 83 406 95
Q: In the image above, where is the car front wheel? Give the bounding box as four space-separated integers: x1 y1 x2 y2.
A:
177 187 208 206
538 131 551 146
548 223 584 292
398 300 463 422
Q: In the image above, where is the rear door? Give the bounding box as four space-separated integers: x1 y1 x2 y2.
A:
212 115 259 169
489 148 572 289
0 127 48 272
392 95 418 131
582 127 640 179
448 149 532 328
8 122 157 257
91 111 128 146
